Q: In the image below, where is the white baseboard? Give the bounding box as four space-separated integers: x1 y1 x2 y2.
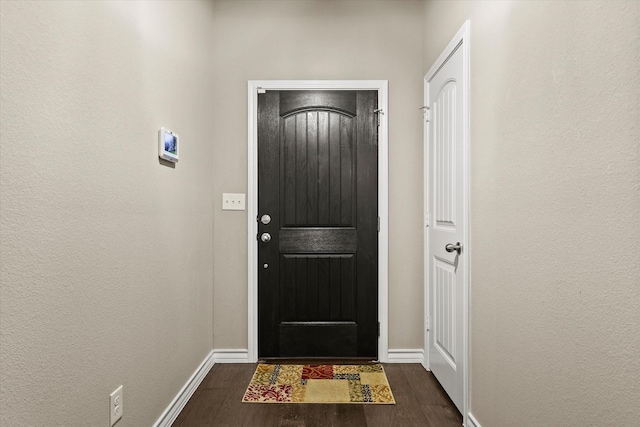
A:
386 349 425 364
152 350 215 427
466 412 481 427
212 349 250 363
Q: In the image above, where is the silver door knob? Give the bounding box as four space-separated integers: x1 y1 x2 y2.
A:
445 242 462 254
260 232 271 243
260 214 271 225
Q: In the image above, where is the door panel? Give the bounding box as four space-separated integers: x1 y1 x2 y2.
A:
435 82 456 227
258 90 378 358
434 258 456 368
280 255 355 322
281 111 355 227
427 42 465 412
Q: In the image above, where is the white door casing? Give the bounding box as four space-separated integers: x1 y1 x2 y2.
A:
424 21 470 419
247 80 389 363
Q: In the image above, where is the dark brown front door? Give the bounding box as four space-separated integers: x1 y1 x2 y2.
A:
258 90 379 358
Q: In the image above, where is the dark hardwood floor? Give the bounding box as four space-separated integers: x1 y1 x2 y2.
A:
172 363 462 426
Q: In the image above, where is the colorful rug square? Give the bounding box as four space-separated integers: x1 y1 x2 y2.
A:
242 364 395 404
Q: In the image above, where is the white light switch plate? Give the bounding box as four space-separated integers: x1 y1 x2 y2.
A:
222 193 246 211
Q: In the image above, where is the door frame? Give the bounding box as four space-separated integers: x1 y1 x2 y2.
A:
247 80 389 363
423 21 471 423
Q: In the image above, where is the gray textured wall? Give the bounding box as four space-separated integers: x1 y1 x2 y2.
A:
210 0 426 351
423 1 640 425
0 2 215 425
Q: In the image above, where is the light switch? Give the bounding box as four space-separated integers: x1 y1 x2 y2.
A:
222 193 246 211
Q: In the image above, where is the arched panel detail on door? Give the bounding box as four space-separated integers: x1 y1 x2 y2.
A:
280 90 357 117
433 80 457 228
280 111 356 228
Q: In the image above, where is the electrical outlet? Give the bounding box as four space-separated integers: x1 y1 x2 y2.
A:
110 385 123 426
222 193 246 211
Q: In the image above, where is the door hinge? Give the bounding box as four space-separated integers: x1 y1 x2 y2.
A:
377 322 381 337
426 316 430 332
257 87 266 94
377 216 380 232
374 109 383 127
425 213 430 228
421 106 430 122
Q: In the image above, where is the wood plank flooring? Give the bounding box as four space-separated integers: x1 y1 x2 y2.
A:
172 363 462 426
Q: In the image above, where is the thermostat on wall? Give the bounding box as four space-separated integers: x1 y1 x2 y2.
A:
159 127 179 162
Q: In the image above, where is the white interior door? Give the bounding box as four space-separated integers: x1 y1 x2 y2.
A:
425 23 469 415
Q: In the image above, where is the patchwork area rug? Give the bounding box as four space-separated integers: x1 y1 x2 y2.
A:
242 363 395 404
